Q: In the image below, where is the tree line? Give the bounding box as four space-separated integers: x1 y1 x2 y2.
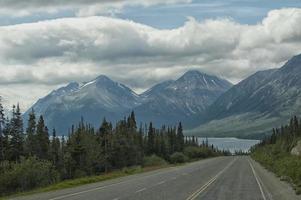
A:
0 97 227 195
254 116 301 151
251 116 301 194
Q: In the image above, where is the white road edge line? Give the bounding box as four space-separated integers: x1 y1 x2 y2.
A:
186 158 237 200
49 182 124 200
248 159 267 200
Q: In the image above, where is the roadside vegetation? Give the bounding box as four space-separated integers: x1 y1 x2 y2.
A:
251 116 301 194
0 97 228 197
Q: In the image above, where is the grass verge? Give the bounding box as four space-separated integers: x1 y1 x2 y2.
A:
2 164 174 200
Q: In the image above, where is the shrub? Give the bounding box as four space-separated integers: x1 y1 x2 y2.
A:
184 146 216 159
0 157 59 196
184 146 201 159
143 155 167 167
170 152 188 164
122 166 142 174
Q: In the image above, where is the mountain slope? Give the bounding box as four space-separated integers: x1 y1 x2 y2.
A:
25 71 232 134
190 54 301 139
134 70 233 127
25 75 140 134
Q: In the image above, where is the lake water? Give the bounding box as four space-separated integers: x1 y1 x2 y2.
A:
197 137 260 153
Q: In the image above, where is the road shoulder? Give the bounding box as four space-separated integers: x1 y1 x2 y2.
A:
250 158 301 200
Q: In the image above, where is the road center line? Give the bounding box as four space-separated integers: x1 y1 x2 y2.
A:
135 188 146 193
156 181 166 185
186 158 237 200
47 158 220 200
248 159 267 200
49 166 181 199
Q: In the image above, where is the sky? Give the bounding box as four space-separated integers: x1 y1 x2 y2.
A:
0 0 301 111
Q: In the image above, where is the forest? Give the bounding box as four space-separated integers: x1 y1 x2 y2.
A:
251 116 301 194
0 98 227 196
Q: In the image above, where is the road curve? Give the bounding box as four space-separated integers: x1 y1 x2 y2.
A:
12 156 301 200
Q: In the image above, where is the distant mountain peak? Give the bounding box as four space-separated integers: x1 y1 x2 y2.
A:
25 69 233 134
182 70 206 77
51 81 79 97
175 70 232 91
281 53 301 71
95 75 111 82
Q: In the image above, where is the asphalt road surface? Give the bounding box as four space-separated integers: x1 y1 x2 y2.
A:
12 156 301 200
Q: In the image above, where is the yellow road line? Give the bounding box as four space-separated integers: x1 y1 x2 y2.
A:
186 158 237 200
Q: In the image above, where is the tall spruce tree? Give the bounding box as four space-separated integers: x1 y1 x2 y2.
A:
147 122 155 155
99 118 112 173
176 122 184 152
36 115 50 160
0 97 4 161
51 129 60 168
9 104 24 161
25 109 37 156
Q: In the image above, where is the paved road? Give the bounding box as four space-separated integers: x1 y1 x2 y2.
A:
13 156 301 200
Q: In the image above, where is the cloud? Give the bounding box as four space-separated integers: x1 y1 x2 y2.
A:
0 8 301 109
0 0 192 17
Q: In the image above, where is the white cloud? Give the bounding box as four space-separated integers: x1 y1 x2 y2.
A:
0 0 192 17
0 8 301 110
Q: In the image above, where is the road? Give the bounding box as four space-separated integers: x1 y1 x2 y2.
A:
12 156 301 200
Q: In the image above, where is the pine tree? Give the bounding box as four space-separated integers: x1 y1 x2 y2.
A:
9 104 24 161
36 115 50 160
98 118 112 173
147 122 155 155
0 97 4 161
25 109 36 156
51 129 60 168
2 117 10 161
176 122 184 152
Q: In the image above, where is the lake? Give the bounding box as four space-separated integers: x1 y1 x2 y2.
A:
197 137 260 153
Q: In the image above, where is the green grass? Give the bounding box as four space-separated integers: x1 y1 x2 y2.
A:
2 164 174 200
251 144 301 194
1 155 217 200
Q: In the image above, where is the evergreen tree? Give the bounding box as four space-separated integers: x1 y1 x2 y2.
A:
9 104 24 161
25 109 36 156
0 97 4 161
51 129 60 168
36 116 50 160
2 117 10 161
176 122 184 152
147 122 155 155
98 118 112 173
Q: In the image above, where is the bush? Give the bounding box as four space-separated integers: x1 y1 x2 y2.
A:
0 157 59 196
143 155 167 167
184 146 201 159
184 146 215 160
170 152 188 164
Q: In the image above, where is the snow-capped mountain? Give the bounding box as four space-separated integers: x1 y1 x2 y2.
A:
25 71 232 134
190 54 301 139
135 70 233 127
24 75 140 134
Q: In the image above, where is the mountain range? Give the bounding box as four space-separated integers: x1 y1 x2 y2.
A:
189 54 301 139
24 70 232 134
25 53 301 138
